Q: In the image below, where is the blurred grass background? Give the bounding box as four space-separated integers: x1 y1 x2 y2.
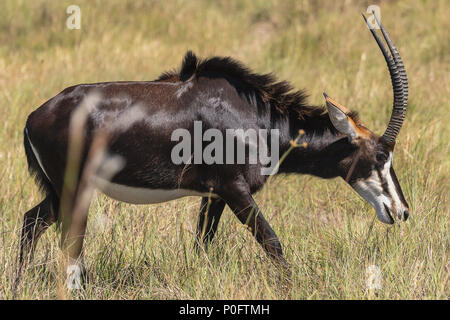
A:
0 0 448 299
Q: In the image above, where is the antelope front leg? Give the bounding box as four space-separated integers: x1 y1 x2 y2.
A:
219 182 288 267
195 197 226 250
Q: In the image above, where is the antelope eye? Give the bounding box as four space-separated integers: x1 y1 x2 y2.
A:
376 152 388 163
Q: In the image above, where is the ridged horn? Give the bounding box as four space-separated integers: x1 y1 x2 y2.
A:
362 13 408 144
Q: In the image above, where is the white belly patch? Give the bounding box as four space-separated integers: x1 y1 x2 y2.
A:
92 176 219 204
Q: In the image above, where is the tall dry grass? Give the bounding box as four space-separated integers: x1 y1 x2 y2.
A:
0 0 448 299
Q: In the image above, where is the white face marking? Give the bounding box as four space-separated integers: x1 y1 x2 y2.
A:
352 152 406 224
92 176 218 205
353 169 392 224
382 153 404 216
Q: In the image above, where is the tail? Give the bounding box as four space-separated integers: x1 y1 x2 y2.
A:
23 125 54 197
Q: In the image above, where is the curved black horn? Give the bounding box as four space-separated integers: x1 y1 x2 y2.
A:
362 13 408 144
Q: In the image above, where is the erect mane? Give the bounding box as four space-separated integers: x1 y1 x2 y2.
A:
157 51 325 120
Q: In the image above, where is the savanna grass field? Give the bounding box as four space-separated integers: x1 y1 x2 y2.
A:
0 0 448 300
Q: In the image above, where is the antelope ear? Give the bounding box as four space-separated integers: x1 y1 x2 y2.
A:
323 92 358 139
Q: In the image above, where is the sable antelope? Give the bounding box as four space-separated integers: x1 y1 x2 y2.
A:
19 14 409 288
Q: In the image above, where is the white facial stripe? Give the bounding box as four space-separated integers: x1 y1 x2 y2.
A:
352 151 406 223
382 152 403 213
353 171 393 224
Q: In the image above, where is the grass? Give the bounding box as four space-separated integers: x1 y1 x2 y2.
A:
0 0 448 299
